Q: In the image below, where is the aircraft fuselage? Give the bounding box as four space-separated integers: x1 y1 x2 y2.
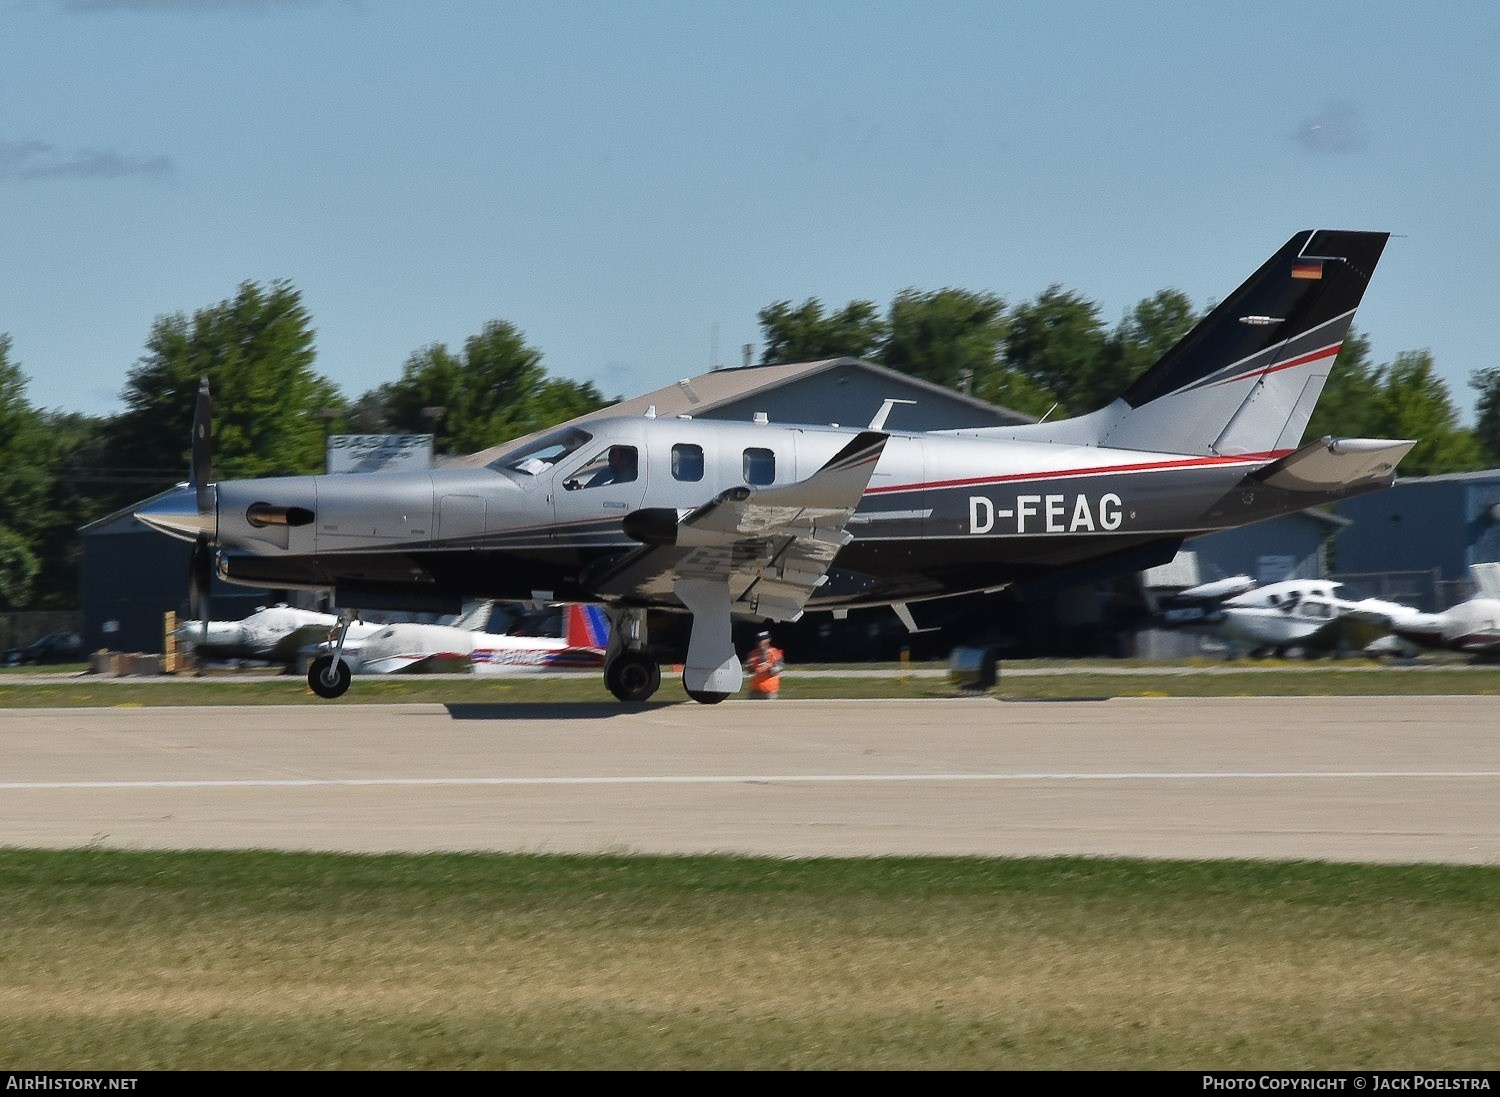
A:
196 414 1376 615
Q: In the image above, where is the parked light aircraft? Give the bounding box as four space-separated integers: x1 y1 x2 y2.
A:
1380 569 1500 658
173 603 366 665
135 230 1414 703
1208 578 1422 658
307 602 609 675
1384 598 1500 658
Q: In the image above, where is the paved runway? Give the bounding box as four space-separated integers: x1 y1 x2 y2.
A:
2 696 1497 864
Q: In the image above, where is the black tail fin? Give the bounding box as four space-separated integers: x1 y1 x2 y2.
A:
1101 229 1390 455
988 230 1392 456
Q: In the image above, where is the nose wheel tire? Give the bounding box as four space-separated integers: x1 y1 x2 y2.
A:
606 651 661 702
684 687 729 705
308 655 352 699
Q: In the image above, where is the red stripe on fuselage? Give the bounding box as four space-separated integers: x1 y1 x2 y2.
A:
864 449 1286 496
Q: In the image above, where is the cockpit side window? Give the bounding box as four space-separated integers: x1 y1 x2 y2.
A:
564 445 639 491
489 427 594 475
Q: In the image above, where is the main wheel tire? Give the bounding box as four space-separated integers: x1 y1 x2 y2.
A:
308 655 352 699
606 651 661 702
684 687 729 705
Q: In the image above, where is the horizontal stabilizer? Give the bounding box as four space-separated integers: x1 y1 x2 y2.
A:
1252 436 1415 492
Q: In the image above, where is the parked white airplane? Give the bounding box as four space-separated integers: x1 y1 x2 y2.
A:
1372 567 1500 659
309 603 609 675
1382 598 1500 658
1211 578 1421 658
174 603 379 665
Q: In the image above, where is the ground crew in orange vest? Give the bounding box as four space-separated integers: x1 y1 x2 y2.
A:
744 631 784 699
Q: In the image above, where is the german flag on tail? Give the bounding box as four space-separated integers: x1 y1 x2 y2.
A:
1291 258 1324 280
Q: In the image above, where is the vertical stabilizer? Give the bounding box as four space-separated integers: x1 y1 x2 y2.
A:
1102 230 1389 455
567 604 611 649
985 231 1391 457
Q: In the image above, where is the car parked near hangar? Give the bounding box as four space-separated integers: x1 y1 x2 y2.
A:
3 631 85 666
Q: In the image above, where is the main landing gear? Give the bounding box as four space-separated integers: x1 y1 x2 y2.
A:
307 609 358 699
604 649 661 702
601 598 743 705
602 607 662 702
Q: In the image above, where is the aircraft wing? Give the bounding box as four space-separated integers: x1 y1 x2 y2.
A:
358 652 473 675
589 431 888 621
264 623 338 665
1302 607 1398 654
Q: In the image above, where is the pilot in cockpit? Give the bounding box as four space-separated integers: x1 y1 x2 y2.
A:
566 445 638 490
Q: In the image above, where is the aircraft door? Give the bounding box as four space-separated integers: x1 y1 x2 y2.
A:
550 439 650 543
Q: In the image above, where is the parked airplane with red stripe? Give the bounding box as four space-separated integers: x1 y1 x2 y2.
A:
310 603 609 676
136 230 1412 704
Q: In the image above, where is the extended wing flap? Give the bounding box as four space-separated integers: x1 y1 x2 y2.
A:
591 432 886 619
1253 436 1416 492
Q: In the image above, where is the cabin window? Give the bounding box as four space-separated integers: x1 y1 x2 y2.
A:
671 443 704 482
743 447 775 486
564 445 639 491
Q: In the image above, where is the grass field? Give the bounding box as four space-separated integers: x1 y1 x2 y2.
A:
2 849 1498 1070
6 661 1498 1070
3 657 1500 706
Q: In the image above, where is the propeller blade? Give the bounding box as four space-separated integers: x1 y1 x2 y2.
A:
192 377 213 513
189 535 212 624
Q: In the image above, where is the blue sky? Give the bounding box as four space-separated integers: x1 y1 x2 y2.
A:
4 0 1499 425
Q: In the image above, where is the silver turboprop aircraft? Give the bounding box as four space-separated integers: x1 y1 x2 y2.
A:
136 230 1414 704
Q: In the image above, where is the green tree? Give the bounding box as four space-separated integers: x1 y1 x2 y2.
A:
1368 351 1481 475
1001 286 1108 417
0 335 47 607
757 299 888 364
1469 367 1500 467
1304 330 1382 442
369 320 605 454
880 288 1008 393
972 367 1058 420
31 411 123 608
110 281 339 485
0 526 38 610
1093 289 1199 410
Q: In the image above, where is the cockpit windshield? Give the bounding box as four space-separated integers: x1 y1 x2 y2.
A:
488 427 594 476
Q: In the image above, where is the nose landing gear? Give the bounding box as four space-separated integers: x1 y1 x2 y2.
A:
307 609 359 699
